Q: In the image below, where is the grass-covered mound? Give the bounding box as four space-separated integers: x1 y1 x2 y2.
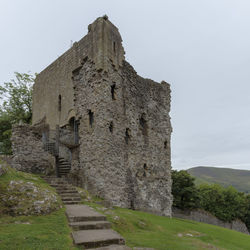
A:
83 198 250 250
0 160 61 215
0 160 76 249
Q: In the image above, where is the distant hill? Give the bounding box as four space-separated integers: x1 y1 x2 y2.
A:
187 166 250 193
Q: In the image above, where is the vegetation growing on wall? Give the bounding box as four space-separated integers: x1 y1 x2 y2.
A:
0 72 34 154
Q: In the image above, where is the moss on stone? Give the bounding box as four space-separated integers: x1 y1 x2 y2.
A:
0 160 61 216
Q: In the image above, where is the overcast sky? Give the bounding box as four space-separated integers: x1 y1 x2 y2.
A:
1 0 250 170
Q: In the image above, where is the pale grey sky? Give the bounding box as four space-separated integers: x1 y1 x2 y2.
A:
1 0 250 170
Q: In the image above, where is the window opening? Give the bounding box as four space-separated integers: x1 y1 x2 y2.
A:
125 128 131 144
58 95 62 111
139 114 148 136
88 110 94 127
109 121 113 133
111 84 116 100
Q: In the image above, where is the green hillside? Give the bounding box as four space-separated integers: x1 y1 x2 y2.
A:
187 166 250 193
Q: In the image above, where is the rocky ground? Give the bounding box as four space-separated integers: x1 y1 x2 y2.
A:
0 161 61 216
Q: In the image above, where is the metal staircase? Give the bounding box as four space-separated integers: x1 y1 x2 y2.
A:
42 127 74 177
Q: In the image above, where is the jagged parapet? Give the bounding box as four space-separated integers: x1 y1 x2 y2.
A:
33 16 125 128
87 15 125 71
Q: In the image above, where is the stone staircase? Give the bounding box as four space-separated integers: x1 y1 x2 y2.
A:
43 177 81 205
66 204 125 249
43 177 126 249
58 157 71 177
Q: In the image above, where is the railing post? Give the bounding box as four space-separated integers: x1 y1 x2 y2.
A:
55 125 60 177
74 120 79 145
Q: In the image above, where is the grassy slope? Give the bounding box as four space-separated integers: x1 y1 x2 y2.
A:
84 201 250 250
1 165 249 249
0 162 77 250
187 166 250 193
0 209 77 250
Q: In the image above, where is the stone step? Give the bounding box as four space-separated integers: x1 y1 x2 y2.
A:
60 193 80 197
69 221 111 231
58 189 74 192
59 162 70 165
58 191 79 195
93 245 131 250
72 229 125 248
51 185 71 188
52 183 71 186
56 187 75 191
50 182 67 185
58 163 70 166
59 164 70 167
55 185 74 188
62 197 81 202
63 200 82 205
66 205 107 222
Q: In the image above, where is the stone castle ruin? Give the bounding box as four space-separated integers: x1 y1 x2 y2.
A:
11 16 173 216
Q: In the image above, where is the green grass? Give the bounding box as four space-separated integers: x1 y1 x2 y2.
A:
1 163 249 249
0 161 77 250
84 201 250 250
0 160 52 189
0 209 78 250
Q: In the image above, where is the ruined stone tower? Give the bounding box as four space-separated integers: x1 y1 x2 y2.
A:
32 16 172 216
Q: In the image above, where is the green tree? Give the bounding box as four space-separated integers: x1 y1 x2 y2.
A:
199 184 246 222
0 72 34 124
241 194 250 231
0 72 34 154
0 114 12 154
171 170 200 209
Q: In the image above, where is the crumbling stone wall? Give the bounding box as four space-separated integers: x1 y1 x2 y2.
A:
71 57 172 216
11 124 55 174
173 208 249 234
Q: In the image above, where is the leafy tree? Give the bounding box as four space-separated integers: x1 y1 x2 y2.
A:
199 184 246 222
171 170 200 209
0 114 12 154
0 72 34 124
241 194 250 231
0 72 34 154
